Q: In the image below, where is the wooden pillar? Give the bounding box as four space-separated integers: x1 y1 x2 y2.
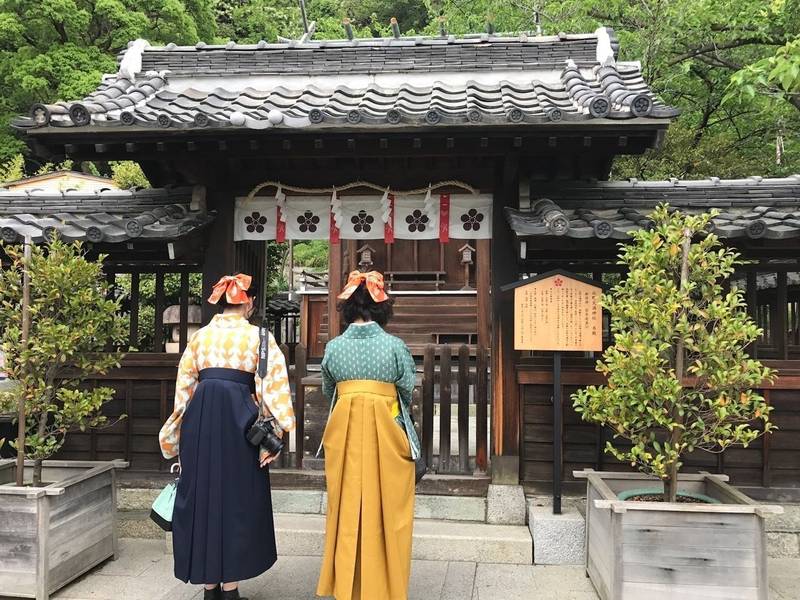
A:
347 240 357 272
328 242 343 339
476 238 491 348
201 187 235 324
490 154 521 484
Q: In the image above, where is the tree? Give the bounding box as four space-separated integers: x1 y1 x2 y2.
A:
0 0 217 162
572 205 775 502
110 160 150 189
0 238 126 485
429 0 799 177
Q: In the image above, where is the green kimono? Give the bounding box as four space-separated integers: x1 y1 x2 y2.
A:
320 321 421 459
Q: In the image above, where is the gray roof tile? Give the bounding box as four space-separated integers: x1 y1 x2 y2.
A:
20 30 677 132
0 187 213 244
507 176 800 241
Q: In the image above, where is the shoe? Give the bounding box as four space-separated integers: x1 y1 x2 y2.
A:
221 589 248 600
203 586 222 600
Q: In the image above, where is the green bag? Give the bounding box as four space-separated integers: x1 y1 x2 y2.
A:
150 463 179 532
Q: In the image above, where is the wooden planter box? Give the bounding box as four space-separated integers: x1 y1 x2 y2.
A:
0 459 127 600
575 469 783 600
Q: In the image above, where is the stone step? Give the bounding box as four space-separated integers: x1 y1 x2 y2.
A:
119 487 487 523
274 513 532 564
119 512 532 564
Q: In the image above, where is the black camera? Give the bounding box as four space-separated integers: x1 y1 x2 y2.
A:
246 417 285 455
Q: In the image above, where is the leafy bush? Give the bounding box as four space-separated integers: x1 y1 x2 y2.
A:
572 205 775 501
0 239 126 484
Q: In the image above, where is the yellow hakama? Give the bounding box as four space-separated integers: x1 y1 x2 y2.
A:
316 380 415 600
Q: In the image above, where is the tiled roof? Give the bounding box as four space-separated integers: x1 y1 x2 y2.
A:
0 187 214 244
266 293 300 314
17 29 678 132
507 175 800 240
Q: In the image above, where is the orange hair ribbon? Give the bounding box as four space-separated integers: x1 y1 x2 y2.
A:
208 273 252 305
337 270 389 303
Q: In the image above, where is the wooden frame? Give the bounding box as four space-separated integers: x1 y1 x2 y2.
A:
0 460 128 600
575 469 782 600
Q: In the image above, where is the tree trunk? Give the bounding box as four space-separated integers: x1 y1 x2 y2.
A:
664 463 679 503
666 227 692 502
32 458 43 487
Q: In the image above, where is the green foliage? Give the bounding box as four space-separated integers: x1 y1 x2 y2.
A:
572 206 775 494
0 153 24 182
728 37 800 111
109 160 150 189
293 240 329 270
0 238 126 482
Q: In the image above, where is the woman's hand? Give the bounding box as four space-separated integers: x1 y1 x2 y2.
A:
259 449 281 468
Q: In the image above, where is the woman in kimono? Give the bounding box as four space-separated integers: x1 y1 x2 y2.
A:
316 270 420 600
159 273 295 600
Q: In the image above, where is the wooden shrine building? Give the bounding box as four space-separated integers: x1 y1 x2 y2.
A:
10 25 799 497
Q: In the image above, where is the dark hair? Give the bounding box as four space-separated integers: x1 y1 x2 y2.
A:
337 283 394 326
214 274 259 309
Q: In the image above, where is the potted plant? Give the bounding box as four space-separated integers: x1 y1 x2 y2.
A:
0 237 127 600
572 205 782 600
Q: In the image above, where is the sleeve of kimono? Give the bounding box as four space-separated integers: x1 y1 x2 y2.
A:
321 349 336 403
394 343 417 410
255 332 295 432
159 339 198 459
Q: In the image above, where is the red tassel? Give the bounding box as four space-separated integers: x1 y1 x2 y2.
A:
330 210 340 244
276 206 286 243
439 193 450 243
384 193 395 244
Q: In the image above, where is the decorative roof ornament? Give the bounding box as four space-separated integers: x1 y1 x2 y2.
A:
118 39 151 81
594 27 616 67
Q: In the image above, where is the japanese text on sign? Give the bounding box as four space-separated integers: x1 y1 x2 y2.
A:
513 274 602 352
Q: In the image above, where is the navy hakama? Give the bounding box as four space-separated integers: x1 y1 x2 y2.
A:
172 368 277 584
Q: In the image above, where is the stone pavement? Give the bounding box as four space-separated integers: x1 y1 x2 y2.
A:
4 539 791 600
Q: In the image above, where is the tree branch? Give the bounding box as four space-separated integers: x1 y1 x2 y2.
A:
667 37 787 67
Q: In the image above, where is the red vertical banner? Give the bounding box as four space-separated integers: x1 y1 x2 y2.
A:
276 206 286 243
384 193 395 244
330 209 340 244
439 193 450 243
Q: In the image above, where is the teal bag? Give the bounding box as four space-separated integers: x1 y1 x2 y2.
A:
150 463 180 531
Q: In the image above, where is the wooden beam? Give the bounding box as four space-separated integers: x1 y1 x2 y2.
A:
476 238 490 348
327 242 342 339
491 152 521 483
201 187 235 325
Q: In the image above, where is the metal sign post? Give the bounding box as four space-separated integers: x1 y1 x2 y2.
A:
502 269 604 515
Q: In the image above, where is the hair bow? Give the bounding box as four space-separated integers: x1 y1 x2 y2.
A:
208 273 252 305
337 270 389 303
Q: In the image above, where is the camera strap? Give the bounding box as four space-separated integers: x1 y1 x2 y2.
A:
258 325 269 379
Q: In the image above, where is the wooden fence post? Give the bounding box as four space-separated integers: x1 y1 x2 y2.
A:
422 345 435 468
475 345 489 473
439 345 452 473
294 343 307 470
457 344 470 473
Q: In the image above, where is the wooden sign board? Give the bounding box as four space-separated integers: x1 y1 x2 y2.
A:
509 272 603 352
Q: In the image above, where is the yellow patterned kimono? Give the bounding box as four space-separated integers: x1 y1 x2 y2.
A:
159 313 295 459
